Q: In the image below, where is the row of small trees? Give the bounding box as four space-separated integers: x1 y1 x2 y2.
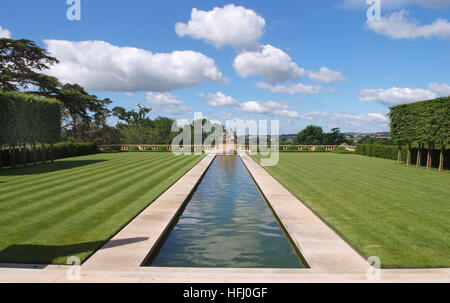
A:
0 90 62 168
390 97 450 171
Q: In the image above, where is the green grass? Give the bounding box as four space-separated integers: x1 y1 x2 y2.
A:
252 153 450 268
0 152 204 264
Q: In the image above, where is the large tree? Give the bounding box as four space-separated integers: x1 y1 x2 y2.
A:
55 84 112 141
323 128 347 145
295 125 324 145
0 38 59 92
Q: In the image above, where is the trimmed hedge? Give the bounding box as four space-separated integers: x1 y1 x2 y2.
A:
356 144 450 169
0 90 62 146
1 142 98 167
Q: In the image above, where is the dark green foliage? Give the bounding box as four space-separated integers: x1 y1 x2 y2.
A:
323 128 347 145
0 90 62 148
295 125 324 145
0 38 59 92
52 142 98 158
357 136 394 145
333 146 352 154
315 146 326 152
102 146 121 153
355 144 449 169
128 146 140 152
156 145 168 152
389 97 450 169
1 142 98 167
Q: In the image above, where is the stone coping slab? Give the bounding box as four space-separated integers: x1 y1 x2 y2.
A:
82 153 216 270
239 153 371 274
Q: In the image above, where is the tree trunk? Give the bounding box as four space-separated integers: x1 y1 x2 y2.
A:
11 144 16 168
22 143 27 167
41 144 46 164
417 143 422 168
439 143 445 171
50 143 54 163
397 144 402 164
33 142 37 166
407 144 412 166
426 143 432 169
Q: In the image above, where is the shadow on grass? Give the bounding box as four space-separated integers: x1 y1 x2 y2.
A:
0 160 107 176
0 237 149 265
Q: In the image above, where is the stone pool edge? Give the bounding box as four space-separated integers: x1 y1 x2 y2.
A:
239 153 371 274
81 153 217 271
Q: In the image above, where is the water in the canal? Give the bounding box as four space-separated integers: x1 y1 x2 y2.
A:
147 155 304 268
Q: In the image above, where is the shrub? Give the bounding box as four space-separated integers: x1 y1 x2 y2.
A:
333 146 352 154
156 146 168 152
128 146 140 152
103 146 121 153
315 146 326 152
0 141 98 167
286 145 299 152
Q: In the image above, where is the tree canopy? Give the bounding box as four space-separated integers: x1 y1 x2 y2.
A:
390 97 450 170
0 38 59 92
295 125 347 145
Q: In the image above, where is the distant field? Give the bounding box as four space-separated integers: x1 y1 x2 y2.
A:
252 153 450 268
0 152 204 264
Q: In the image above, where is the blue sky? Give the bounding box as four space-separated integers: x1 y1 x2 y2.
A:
1 0 449 133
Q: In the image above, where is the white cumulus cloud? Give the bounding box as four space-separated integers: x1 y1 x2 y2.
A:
0 26 11 38
201 91 302 119
146 92 192 115
308 67 345 83
428 82 450 96
238 101 301 118
255 82 321 95
44 40 227 92
202 92 238 107
175 4 265 51
356 87 437 106
233 44 306 83
365 10 450 40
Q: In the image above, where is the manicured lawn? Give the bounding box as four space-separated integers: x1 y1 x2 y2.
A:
0 152 204 264
252 153 450 268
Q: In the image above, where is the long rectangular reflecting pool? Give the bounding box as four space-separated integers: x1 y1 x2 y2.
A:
145 155 306 268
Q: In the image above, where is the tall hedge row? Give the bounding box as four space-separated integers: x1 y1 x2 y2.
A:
0 90 63 168
355 144 450 169
390 97 450 171
1 142 98 167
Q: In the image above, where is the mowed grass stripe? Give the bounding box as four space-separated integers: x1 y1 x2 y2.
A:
0 153 204 264
38 156 203 263
0 153 143 188
253 153 450 268
272 160 448 236
0 153 169 202
0 153 172 214
24 155 199 244
0 154 192 237
279 155 449 252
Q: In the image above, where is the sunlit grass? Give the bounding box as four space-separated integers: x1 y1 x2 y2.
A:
253 153 450 268
0 152 204 264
